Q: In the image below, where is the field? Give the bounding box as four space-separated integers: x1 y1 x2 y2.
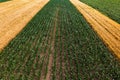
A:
80 0 120 23
0 0 120 80
0 0 9 2
0 0 49 51
70 0 120 58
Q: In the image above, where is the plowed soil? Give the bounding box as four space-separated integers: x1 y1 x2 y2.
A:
0 0 49 51
70 0 120 58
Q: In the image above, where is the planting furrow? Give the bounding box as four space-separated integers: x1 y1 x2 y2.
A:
46 8 59 80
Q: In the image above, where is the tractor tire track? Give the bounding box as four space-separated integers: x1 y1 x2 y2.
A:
45 8 59 80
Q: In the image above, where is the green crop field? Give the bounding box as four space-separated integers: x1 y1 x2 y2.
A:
80 0 120 23
0 0 9 2
0 0 120 80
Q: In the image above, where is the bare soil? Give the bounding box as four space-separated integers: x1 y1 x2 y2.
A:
45 8 59 80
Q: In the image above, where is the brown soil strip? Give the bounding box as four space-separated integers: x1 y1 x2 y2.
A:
0 0 50 51
39 28 53 80
70 0 120 58
45 8 59 80
55 21 61 79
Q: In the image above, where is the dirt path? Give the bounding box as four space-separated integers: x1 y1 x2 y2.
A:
70 0 120 58
45 8 59 80
0 0 49 51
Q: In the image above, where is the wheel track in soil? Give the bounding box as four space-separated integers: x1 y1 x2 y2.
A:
0 0 50 51
45 8 59 80
70 0 120 58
